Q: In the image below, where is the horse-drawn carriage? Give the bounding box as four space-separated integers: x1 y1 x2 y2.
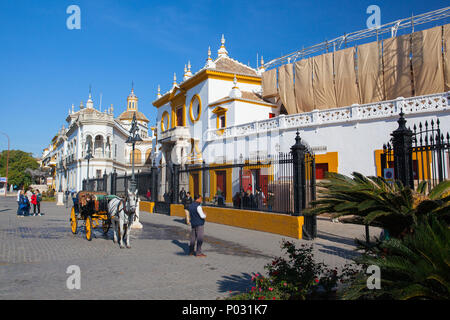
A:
70 190 139 247
70 191 116 241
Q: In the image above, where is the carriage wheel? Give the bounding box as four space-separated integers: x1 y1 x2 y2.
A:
85 216 93 241
70 207 78 234
102 219 111 235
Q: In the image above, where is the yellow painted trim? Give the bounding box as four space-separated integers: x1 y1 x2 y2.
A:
212 106 227 131
188 171 203 199
189 94 202 124
209 98 277 109
170 204 304 239
172 104 186 127
209 168 233 204
161 111 170 132
315 152 338 174
140 201 155 213
152 70 261 108
374 149 432 179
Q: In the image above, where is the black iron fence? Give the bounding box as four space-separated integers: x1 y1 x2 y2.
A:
81 132 318 238
381 112 450 190
174 131 317 238
82 170 154 199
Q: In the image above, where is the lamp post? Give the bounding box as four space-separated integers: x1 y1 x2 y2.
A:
126 112 143 193
126 112 143 230
0 131 10 197
85 144 93 191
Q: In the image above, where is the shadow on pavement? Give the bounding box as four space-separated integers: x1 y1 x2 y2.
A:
317 230 357 247
217 272 254 294
315 243 359 260
172 239 190 255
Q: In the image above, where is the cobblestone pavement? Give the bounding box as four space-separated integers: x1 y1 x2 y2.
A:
0 196 380 300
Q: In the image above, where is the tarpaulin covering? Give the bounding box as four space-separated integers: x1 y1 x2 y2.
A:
313 52 336 109
334 47 360 107
357 41 385 103
294 58 315 112
261 68 278 98
383 34 413 100
444 24 450 91
412 26 444 95
278 63 297 114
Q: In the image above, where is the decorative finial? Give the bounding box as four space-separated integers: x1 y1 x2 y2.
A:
218 34 229 58
205 46 216 68
157 85 161 98
131 80 134 93
257 55 266 75
188 60 191 71
229 74 241 99
173 72 177 85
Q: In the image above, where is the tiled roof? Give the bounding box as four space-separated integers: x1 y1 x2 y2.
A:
117 111 149 122
214 56 258 76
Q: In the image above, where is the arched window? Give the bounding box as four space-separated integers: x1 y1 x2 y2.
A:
161 111 170 132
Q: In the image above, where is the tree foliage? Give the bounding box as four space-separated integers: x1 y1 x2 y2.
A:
0 150 39 188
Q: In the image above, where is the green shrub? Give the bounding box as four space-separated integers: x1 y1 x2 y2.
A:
229 240 359 300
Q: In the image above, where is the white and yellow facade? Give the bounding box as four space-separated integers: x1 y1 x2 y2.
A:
152 36 282 201
46 88 154 192
151 35 450 205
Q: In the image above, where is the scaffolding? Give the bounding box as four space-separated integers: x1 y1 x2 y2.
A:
262 6 450 71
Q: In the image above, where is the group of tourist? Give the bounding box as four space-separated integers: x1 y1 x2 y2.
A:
233 185 274 211
16 188 43 217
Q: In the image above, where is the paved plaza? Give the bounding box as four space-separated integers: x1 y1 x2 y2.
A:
0 196 380 300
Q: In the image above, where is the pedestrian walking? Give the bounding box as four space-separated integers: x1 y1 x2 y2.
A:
183 191 193 225
18 191 30 217
179 187 186 203
267 190 274 212
16 188 22 215
31 191 37 216
255 187 265 210
188 195 207 257
26 188 33 204
36 189 42 215
65 190 69 208
146 189 151 201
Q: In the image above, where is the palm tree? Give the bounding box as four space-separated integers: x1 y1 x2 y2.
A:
305 172 449 238
341 217 450 300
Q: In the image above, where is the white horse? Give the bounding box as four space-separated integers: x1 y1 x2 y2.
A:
107 189 139 248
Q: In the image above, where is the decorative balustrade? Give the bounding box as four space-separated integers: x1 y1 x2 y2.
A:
204 92 450 141
159 126 190 142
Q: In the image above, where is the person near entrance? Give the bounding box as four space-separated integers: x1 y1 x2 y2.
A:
188 195 207 257
183 191 193 225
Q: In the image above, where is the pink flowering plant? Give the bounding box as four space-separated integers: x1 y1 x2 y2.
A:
229 240 358 300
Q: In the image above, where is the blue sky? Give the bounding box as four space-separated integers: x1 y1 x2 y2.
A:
0 0 448 157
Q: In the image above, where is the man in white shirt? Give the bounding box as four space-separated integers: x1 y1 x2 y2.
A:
188 195 207 257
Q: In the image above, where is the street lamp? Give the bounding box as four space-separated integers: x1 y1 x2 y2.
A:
126 112 143 193
0 131 10 197
85 144 93 191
